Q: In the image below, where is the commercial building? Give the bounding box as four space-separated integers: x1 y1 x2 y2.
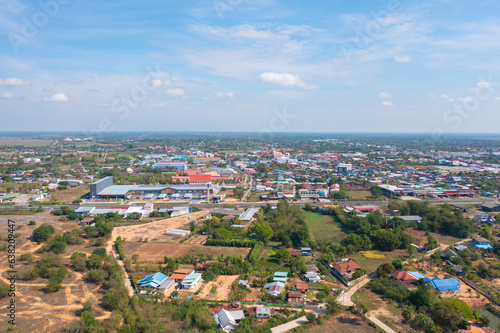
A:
89 176 215 199
152 161 188 171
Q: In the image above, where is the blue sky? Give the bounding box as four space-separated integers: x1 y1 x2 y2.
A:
1 0 500 134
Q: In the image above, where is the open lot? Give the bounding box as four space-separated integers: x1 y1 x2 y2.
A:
404 228 461 246
346 190 373 200
0 137 53 147
350 249 408 273
122 242 251 262
353 287 404 332
51 185 89 203
303 313 377 333
115 210 209 242
196 275 239 301
304 211 348 244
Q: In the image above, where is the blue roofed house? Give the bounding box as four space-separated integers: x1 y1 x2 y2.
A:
409 271 431 282
430 278 461 294
273 271 288 283
471 237 493 251
301 247 312 256
137 272 168 289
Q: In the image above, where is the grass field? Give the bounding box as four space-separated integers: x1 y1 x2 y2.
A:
346 190 372 200
350 249 408 273
304 313 376 333
305 211 348 244
0 137 53 147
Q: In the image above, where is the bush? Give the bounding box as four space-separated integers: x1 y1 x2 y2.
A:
116 237 125 260
20 252 34 264
32 224 55 242
0 284 9 298
28 220 36 226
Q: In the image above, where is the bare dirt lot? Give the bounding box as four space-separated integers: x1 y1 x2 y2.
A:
116 210 209 242
304 313 377 333
51 186 90 203
0 137 53 147
122 242 251 262
197 275 239 301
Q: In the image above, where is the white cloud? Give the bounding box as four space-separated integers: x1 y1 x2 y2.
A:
166 88 185 96
216 91 235 98
151 79 162 87
43 93 69 102
164 80 172 86
0 77 29 86
1 92 14 99
379 92 391 98
202 97 210 101
441 94 449 99
429 94 435 98
477 81 491 88
258 72 317 89
457 97 473 103
495 97 500 101
394 55 412 63
382 101 394 106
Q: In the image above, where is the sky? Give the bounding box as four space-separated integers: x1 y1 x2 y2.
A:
1 0 500 135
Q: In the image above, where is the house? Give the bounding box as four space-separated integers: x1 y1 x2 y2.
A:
80 217 95 227
301 247 313 256
484 252 496 259
295 283 309 292
440 248 458 260
453 244 468 252
137 272 168 289
273 271 288 283
481 202 500 212
181 273 202 290
304 271 321 283
288 290 304 304
471 237 493 250
157 278 176 292
452 265 464 276
238 280 250 289
196 260 218 269
408 271 431 283
399 215 423 223
264 282 285 296
430 278 461 294
248 307 275 318
213 306 245 332
330 260 362 278
170 268 195 282
411 240 428 252
305 265 319 273
390 270 417 290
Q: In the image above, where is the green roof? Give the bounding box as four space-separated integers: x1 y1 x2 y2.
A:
274 271 288 277
273 277 288 282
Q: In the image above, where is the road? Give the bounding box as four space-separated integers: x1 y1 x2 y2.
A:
337 272 377 307
366 313 397 333
271 316 309 333
106 228 134 297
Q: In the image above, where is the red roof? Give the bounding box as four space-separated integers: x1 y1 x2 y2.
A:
413 240 428 247
331 260 361 274
189 174 212 182
391 270 417 283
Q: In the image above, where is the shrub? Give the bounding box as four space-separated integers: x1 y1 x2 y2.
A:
32 224 55 242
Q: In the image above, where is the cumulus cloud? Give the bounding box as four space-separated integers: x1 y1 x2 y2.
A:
44 93 69 102
394 55 412 63
382 101 394 106
379 92 391 98
1 92 15 99
216 91 235 98
457 97 474 103
166 88 185 96
441 94 449 99
0 77 29 86
151 79 162 87
477 81 491 88
258 72 317 89
495 97 500 101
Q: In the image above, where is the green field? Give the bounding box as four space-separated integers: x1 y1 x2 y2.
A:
349 249 408 273
305 211 349 244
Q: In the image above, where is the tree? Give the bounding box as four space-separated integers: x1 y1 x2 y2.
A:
426 236 439 251
275 247 291 263
305 312 316 323
408 245 417 257
402 306 414 331
233 188 245 200
32 224 55 242
253 223 273 244
71 252 88 271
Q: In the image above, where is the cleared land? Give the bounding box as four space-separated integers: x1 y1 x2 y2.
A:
51 185 89 203
122 242 250 262
350 249 408 273
196 275 239 301
115 210 209 242
304 211 348 244
346 190 373 200
303 313 377 333
404 228 461 246
0 137 53 147
353 287 404 332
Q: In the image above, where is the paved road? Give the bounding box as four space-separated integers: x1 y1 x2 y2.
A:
366 313 397 333
271 316 309 333
337 272 377 307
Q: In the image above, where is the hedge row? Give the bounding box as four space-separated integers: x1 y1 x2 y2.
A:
205 238 256 248
116 236 125 260
248 242 264 263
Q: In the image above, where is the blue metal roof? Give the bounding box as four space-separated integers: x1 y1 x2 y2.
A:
430 278 460 291
137 272 168 288
409 271 430 282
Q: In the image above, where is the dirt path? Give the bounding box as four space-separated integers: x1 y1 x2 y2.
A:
105 210 211 298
